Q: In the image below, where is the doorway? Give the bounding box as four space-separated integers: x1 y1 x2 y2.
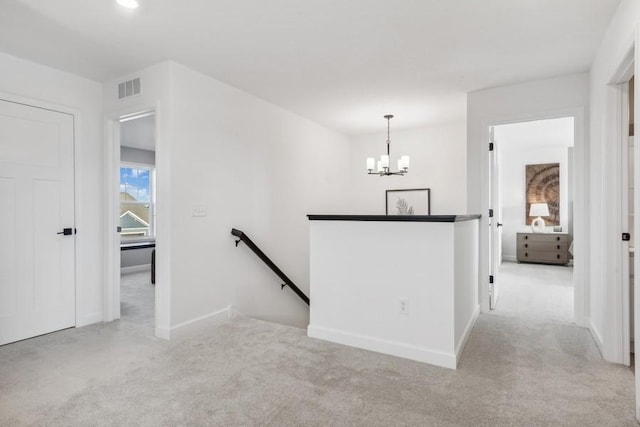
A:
117 111 156 329
0 99 76 345
489 117 575 322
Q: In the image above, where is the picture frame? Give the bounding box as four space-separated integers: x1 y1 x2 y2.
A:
525 163 560 226
385 188 431 215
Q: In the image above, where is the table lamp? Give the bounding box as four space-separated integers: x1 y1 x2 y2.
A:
529 203 550 233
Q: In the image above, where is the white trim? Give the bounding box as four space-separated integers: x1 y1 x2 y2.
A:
165 306 232 340
609 45 635 85
589 319 604 356
77 312 102 328
480 107 588 328
155 326 170 340
502 255 517 263
308 325 458 369
634 26 640 422
104 117 121 322
104 102 168 340
120 264 151 274
602 34 636 365
455 305 480 362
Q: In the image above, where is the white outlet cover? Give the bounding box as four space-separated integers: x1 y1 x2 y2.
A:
399 298 409 315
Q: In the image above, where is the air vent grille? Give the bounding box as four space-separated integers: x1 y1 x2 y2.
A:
118 77 141 99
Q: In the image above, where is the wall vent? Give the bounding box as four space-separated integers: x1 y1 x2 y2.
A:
118 77 141 99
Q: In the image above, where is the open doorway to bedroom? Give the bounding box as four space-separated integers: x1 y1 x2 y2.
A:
492 117 575 323
118 111 156 329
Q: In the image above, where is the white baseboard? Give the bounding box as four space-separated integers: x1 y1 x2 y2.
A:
589 319 604 356
502 255 517 263
228 305 245 319
158 306 231 341
121 264 151 274
307 325 457 369
455 304 480 363
76 311 102 327
155 327 170 340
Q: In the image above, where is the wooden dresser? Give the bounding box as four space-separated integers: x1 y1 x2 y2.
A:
516 232 570 265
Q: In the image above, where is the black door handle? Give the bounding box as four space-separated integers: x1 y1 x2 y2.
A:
497 223 503 227
57 228 74 236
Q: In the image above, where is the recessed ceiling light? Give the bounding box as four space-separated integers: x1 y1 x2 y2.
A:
116 0 139 9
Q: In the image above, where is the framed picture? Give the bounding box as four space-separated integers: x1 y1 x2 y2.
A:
385 188 431 215
525 163 560 226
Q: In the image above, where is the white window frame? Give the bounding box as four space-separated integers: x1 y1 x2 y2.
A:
119 161 156 242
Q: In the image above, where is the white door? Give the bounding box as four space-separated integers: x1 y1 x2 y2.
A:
489 127 501 310
0 99 75 345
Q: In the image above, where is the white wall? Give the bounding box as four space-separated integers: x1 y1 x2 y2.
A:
588 0 639 364
308 219 479 369
349 122 466 214
107 62 351 331
167 63 351 329
496 118 574 262
467 73 589 317
0 52 104 326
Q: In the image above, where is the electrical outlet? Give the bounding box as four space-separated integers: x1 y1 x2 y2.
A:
398 298 409 315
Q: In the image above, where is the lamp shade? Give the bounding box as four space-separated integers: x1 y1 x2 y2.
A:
529 203 550 217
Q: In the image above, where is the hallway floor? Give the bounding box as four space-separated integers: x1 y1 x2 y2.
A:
497 261 574 323
120 270 154 328
0 265 636 426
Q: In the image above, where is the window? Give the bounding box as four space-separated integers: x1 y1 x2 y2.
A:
120 164 155 240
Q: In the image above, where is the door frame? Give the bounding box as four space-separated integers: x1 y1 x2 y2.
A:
605 30 640 420
607 43 634 366
481 106 587 326
103 103 160 328
0 91 80 327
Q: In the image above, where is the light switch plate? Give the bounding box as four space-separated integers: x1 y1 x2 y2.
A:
192 205 207 217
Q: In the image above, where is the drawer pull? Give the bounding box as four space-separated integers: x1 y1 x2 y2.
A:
525 243 528 248
557 245 560 249
525 253 528 257
525 235 528 240
556 236 560 241
557 254 560 259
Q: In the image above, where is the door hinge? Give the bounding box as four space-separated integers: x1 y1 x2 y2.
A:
489 142 494 151
622 233 631 241
489 275 494 284
489 209 494 218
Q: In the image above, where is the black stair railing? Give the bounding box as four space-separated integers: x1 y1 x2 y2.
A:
231 228 310 306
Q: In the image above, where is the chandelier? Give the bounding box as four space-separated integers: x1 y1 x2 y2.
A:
366 114 409 176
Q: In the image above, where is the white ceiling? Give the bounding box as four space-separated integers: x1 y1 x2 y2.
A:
0 0 621 135
495 117 574 151
121 114 155 151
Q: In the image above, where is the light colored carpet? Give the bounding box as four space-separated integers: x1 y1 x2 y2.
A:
120 270 154 328
0 263 636 426
497 261 574 323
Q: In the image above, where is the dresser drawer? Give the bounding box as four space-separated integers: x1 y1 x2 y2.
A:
517 241 569 252
517 249 569 264
516 232 570 265
517 233 568 243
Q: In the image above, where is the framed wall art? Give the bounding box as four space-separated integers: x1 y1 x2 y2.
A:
525 163 560 226
385 188 431 215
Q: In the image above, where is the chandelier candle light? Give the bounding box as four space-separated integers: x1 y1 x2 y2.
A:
367 115 410 176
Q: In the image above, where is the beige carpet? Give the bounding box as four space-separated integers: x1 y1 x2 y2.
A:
0 263 636 426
